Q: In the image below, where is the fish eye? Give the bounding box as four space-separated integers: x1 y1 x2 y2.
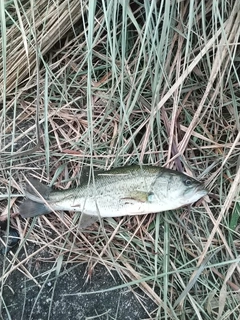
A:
184 179 193 186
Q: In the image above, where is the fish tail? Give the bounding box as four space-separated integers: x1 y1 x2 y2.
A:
19 178 52 218
19 199 51 218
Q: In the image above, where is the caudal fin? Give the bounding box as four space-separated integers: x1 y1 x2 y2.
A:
19 199 51 218
19 178 52 218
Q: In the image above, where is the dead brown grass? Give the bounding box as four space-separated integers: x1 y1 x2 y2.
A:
0 1 240 319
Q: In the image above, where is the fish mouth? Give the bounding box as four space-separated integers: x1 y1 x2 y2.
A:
195 184 208 196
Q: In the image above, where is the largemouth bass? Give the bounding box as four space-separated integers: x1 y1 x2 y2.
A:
19 165 207 219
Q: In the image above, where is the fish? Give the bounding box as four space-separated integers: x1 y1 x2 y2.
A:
19 165 208 220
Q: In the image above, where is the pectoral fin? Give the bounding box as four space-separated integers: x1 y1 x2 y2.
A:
120 191 154 204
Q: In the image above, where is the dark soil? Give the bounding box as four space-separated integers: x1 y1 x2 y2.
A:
0 243 157 320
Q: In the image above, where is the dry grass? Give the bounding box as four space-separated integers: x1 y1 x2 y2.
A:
0 0 240 319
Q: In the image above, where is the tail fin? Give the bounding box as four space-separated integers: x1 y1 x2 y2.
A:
19 178 52 218
19 199 51 218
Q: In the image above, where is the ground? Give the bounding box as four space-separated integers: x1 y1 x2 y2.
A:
1 241 157 320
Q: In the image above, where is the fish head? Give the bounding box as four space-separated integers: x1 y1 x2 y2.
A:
151 170 208 208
